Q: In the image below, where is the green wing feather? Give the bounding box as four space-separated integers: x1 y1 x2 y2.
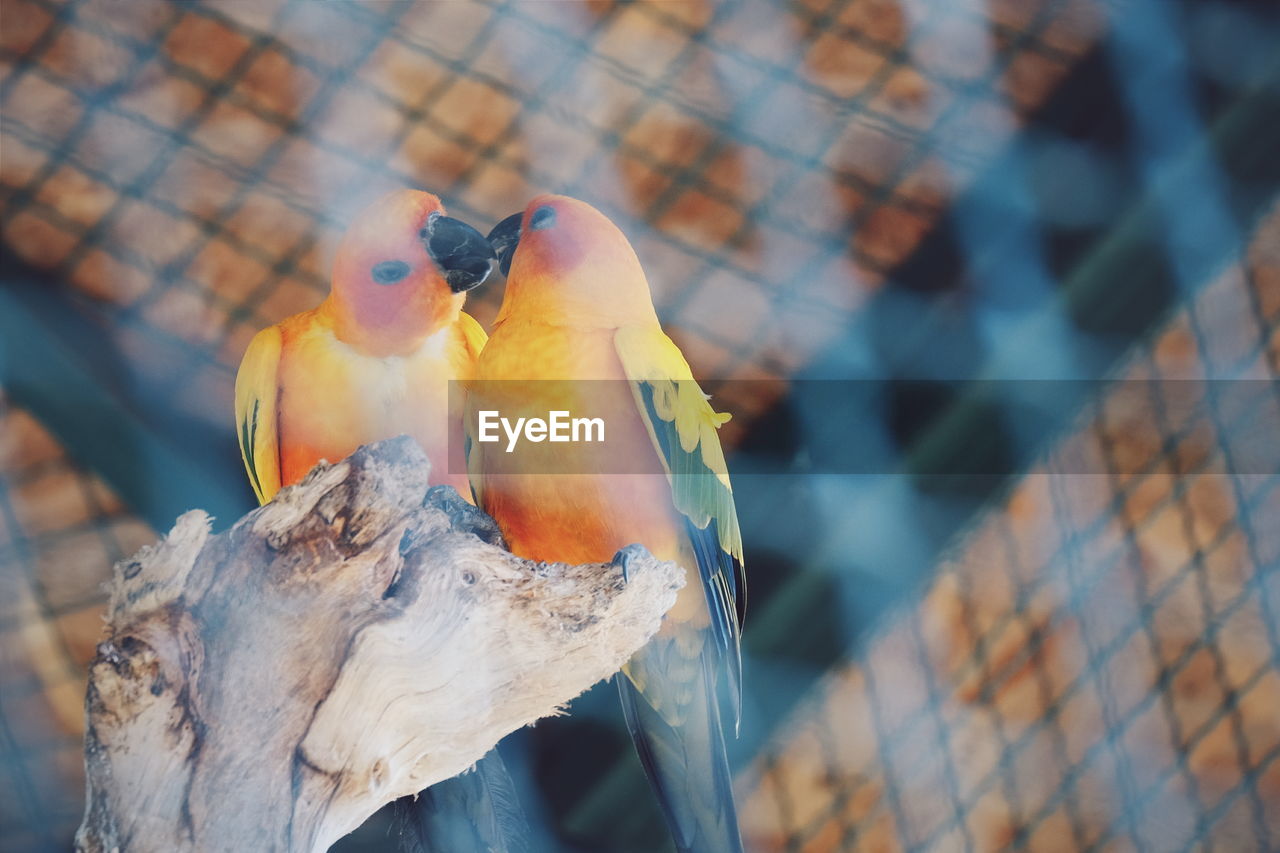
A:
614 324 745 722
234 326 283 505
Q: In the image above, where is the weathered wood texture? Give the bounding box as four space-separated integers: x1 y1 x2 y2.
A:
74 437 683 853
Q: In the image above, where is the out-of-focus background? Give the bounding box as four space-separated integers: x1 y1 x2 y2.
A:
1 0 1277 850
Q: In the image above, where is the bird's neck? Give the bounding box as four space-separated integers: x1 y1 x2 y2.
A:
320 294 458 357
494 291 659 331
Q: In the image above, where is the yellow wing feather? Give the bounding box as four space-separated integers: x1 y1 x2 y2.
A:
615 324 745 724
614 325 743 562
234 325 283 505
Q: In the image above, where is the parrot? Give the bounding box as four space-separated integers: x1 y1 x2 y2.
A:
233 187 529 853
471 194 746 852
233 187 493 503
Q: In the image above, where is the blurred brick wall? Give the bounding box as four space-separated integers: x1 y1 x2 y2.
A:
737 207 1280 851
1 0 1104 436
0 399 153 847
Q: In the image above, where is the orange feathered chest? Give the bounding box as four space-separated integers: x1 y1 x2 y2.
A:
469 320 684 566
274 310 474 495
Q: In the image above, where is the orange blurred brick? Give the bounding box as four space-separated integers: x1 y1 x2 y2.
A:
41 22 135 90
1002 49 1070 113
622 99 717 170
1038 0 1107 56
595 3 686 78
11 468 93 538
853 204 931 268
33 164 116 227
55 603 108 674
836 0 909 48
252 273 322 327
640 0 714 31
236 47 321 117
2 208 80 268
357 36 453 107
0 130 50 189
870 67 937 130
164 10 253 81
394 120 482 190
803 30 887 99
69 247 151 306
656 186 748 247
612 150 675 210
186 235 272 305
432 76 522 148
703 143 776 209
0 0 54 57
222 190 315 257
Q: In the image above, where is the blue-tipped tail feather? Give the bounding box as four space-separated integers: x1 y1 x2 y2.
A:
394 748 530 853
617 640 744 853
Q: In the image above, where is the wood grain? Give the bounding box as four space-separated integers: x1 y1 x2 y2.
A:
74 437 683 853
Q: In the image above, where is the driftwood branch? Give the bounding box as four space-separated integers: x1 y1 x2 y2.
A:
75 437 683 853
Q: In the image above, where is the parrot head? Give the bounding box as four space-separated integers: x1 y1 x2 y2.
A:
487 194 660 327
329 189 495 352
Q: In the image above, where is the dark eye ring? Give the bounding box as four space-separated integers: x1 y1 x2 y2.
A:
371 260 411 285
529 205 556 231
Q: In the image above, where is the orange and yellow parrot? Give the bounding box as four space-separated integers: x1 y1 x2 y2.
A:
471 195 745 852
233 188 531 853
234 188 493 503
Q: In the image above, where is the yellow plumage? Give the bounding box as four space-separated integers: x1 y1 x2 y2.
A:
470 194 745 853
234 188 493 505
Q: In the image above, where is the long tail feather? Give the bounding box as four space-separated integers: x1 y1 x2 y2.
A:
394 748 530 853
617 641 743 853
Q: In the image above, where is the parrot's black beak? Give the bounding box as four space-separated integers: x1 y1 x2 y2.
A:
486 212 523 278
421 213 497 293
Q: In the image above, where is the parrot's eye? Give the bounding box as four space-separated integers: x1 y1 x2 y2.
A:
371 260 411 285
529 205 556 231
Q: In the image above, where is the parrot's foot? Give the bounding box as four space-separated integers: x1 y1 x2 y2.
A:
613 543 650 582
424 483 506 547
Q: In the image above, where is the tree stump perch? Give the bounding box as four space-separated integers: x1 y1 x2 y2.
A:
75 437 684 853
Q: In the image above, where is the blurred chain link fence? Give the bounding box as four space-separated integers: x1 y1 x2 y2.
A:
1 0 1277 850
737 210 1280 851
0 0 1102 427
0 401 154 848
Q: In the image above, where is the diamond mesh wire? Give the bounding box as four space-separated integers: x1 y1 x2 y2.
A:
736 210 1280 850
0 398 154 849
0 0 1101 430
